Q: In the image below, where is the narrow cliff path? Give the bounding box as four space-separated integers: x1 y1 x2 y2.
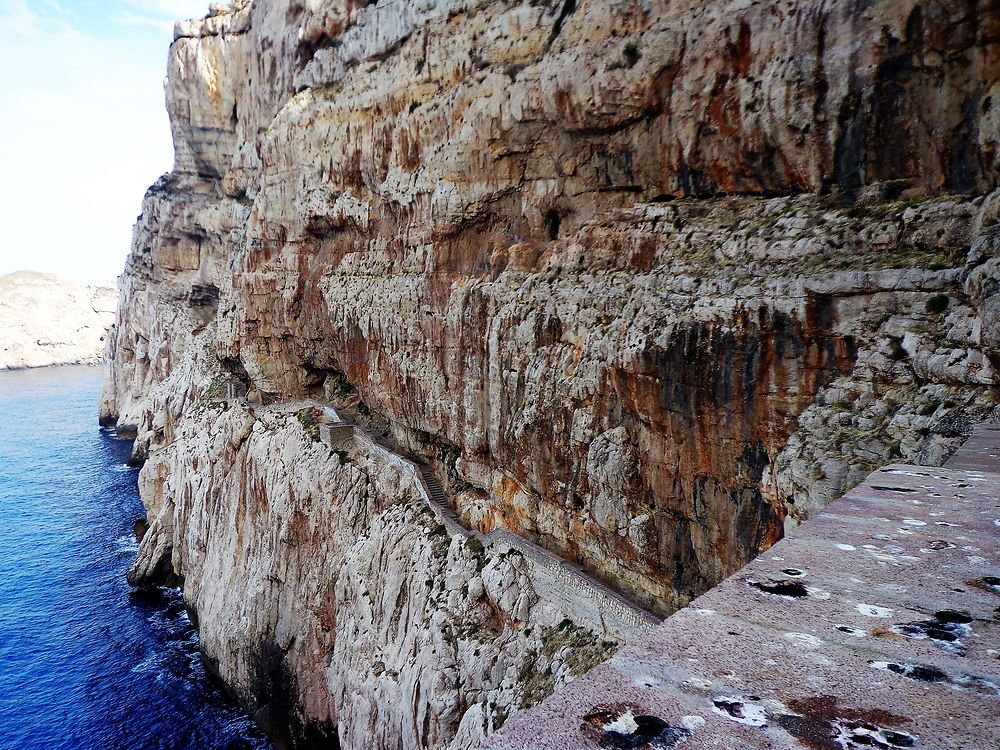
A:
483 425 1000 750
245 397 660 641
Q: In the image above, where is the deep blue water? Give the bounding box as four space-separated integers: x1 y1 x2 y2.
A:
0 366 271 750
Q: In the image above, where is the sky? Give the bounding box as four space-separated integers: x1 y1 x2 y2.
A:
0 0 211 283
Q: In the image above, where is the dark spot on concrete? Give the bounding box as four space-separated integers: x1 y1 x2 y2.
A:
927 540 956 550
583 707 692 750
892 610 972 655
748 579 809 598
775 713 832 748
836 625 866 636
882 729 916 747
712 698 753 721
881 661 950 683
935 609 973 624
776 696 911 750
968 576 1000 595
836 719 916 749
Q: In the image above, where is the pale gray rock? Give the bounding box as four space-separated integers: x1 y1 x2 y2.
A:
0 271 115 370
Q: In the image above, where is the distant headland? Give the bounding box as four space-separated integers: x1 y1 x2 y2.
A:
0 271 116 370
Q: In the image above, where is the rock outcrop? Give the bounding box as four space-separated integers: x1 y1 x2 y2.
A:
126 364 621 748
101 1 1000 748
0 271 116 370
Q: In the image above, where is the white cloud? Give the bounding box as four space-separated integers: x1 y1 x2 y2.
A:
0 0 46 37
115 0 210 29
111 10 175 33
0 0 191 282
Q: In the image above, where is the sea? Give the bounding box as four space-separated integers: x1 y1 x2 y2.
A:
0 365 271 750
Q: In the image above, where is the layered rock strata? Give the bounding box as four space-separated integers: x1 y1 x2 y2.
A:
102 0 1000 747
0 271 116 369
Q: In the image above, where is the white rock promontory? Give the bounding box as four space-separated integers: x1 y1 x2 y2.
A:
0 271 116 370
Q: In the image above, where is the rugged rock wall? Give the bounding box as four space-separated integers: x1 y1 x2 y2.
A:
102 0 1000 747
0 271 115 369
127 351 618 748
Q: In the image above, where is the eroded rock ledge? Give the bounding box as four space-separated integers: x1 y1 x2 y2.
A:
102 0 1000 747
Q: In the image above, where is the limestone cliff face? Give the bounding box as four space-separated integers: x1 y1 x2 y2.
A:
126 350 618 748
0 271 116 370
103 0 1000 747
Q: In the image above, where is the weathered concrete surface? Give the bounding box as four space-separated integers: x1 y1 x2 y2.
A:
484 425 1000 750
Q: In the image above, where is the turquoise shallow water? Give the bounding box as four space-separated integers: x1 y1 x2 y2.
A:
0 366 270 750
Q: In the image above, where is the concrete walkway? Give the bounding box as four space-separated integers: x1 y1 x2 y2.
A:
268 399 660 640
482 425 1000 750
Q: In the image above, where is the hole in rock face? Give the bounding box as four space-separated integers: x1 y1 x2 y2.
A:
748 579 809 598
544 209 562 240
782 568 805 577
925 294 949 314
870 485 918 493
583 708 692 750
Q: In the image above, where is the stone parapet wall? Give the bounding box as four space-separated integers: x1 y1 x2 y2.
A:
483 425 1000 750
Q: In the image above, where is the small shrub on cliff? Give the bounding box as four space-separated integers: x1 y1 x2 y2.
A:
296 407 322 442
490 703 509 730
504 62 526 81
540 621 618 677
203 374 229 403
607 41 641 70
327 370 357 399
464 535 485 557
